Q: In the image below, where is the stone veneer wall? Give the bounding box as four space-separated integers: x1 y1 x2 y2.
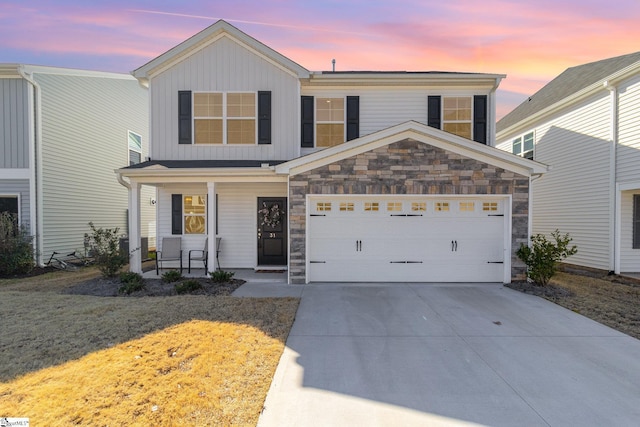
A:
288 139 529 284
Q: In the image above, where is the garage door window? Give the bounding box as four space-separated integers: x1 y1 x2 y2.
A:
387 202 402 212
459 201 475 212
364 202 379 212
412 202 426 212
340 202 354 211
435 202 450 212
483 202 498 212
317 202 332 212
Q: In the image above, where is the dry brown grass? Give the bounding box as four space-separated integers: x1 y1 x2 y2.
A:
0 268 299 426
548 272 640 339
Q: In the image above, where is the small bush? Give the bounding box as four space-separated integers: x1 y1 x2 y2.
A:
0 212 34 276
209 270 235 283
162 270 183 283
85 222 127 278
516 229 578 286
175 279 203 294
118 271 145 295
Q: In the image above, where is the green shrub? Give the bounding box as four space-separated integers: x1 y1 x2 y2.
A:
516 229 578 286
175 279 203 294
0 212 34 276
118 271 145 295
161 270 183 283
85 222 127 278
209 270 235 283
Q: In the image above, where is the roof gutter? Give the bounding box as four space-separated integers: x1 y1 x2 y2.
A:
17 65 44 266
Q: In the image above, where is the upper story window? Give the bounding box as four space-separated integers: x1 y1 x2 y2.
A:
316 98 345 147
301 95 359 149
128 131 142 165
512 131 534 159
194 92 256 145
442 97 472 139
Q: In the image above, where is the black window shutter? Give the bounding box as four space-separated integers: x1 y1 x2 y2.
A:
258 91 272 145
634 195 640 249
473 95 488 144
301 95 314 147
427 96 441 129
346 96 360 141
171 194 182 235
178 91 192 145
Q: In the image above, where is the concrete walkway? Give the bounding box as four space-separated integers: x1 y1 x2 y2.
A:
255 283 640 427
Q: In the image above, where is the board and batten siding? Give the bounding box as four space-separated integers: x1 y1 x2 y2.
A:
157 182 287 269
35 72 151 259
1 78 30 169
616 74 640 182
619 191 640 272
0 179 30 229
532 92 612 270
150 36 300 162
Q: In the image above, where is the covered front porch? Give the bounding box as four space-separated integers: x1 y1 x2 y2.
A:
116 161 289 281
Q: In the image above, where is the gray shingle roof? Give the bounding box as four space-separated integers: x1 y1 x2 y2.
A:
123 160 287 169
497 51 640 133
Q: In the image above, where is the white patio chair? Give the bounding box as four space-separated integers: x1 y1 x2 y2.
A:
188 237 208 274
155 237 182 275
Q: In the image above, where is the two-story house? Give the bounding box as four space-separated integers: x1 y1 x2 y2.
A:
496 51 640 276
118 20 546 284
0 64 155 266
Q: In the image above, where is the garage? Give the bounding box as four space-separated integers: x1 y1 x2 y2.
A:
307 195 509 283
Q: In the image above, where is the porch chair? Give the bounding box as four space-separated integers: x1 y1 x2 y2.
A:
188 237 208 274
155 237 182 275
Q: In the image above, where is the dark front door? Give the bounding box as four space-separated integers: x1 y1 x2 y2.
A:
257 197 287 266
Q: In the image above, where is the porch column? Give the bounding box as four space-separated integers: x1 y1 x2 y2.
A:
129 179 142 274
207 182 217 275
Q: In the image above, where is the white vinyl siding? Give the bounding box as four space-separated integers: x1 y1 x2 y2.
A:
0 180 30 230
150 36 299 161
1 78 30 169
157 182 287 269
35 72 152 259
616 74 640 182
619 191 640 272
531 92 612 270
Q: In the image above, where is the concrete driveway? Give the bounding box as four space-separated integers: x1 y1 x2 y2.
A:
256 283 640 427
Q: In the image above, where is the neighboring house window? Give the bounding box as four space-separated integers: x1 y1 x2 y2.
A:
0 195 19 227
316 98 344 147
184 195 206 234
442 97 472 139
634 195 640 249
194 92 256 145
512 131 534 159
128 131 142 165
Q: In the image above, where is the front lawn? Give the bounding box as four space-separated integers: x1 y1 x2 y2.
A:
0 267 299 426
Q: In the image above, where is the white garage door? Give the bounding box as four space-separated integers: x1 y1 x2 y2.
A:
307 196 508 283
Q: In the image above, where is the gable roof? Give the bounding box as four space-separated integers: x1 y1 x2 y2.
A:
132 20 309 84
497 51 640 135
276 121 548 177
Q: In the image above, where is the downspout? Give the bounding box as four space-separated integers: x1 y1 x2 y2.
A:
604 81 618 274
17 66 43 265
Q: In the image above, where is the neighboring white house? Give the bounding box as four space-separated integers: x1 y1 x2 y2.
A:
0 64 155 265
118 20 546 284
496 51 640 275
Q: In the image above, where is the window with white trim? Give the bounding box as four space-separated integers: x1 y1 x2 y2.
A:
512 131 534 159
194 92 256 145
184 195 206 234
0 195 19 227
128 131 142 165
442 97 472 139
316 98 344 147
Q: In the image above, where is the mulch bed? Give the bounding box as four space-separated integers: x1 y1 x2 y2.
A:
505 280 575 299
63 277 246 297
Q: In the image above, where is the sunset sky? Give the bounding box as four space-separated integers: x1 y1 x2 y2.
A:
1 0 639 118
